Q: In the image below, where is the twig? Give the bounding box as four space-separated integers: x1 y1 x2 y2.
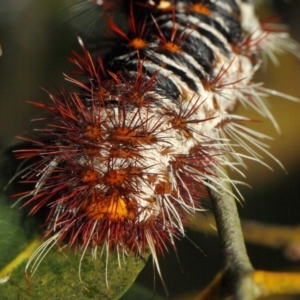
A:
207 168 255 300
193 167 300 299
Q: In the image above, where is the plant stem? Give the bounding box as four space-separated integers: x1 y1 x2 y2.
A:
208 168 255 299
195 169 300 299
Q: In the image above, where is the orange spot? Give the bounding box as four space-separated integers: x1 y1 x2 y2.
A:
163 42 181 53
127 91 145 106
104 169 127 186
138 132 155 145
97 80 115 100
84 195 136 221
169 114 193 138
111 127 134 141
81 170 98 183
103 167 142 186
157 1 173 11
97 87 107 99
110 148 137 159
110 127 155 145
171 115 186 130
129 38 147 50
85 125 102 139
192 4 211 16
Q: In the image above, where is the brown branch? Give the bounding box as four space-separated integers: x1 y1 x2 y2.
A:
206 168 255 300
193 168 300 300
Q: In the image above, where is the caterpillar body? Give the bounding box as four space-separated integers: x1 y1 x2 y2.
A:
16 0 298 289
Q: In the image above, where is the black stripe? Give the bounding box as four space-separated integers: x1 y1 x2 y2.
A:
154 47 206 79
141 64 182 102
146 52 199 92
188 12 241 44
169 15 231 56
181 35 214 75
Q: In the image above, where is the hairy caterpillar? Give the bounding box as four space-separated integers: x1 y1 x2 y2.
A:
14 0 298 294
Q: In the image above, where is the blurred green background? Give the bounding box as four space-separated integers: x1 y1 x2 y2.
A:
0 1 300 299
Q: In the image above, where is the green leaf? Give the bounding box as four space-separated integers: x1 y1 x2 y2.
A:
0 243 149 300
0 149 149 300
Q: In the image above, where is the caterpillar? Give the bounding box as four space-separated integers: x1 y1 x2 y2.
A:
14 0 298 294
